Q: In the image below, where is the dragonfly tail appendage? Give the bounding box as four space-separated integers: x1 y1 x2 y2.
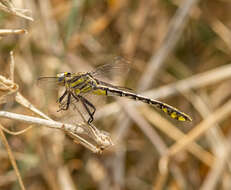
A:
134 95 191 121
147 98 192 122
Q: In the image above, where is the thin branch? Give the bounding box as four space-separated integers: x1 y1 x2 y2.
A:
0 111 85 134
0 29 27 36
15 93 52 121
0 111 113 152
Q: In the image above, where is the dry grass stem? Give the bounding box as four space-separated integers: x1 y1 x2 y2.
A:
165 99 231 159
200 141 231 190
120 101 167 155
0 29 27 36
57 166 76 190
9 51 15 82
0 75 18 104
138 0 199 91
186 92 225 154
145 64 231 99
0 111 84 132
0 1 33 21
0 124 33 136
118 101 188 188
68 0 126 50
152 170 168 190
0 111 113 152
0 124 26 190
140 106 214 166
15 93 52 121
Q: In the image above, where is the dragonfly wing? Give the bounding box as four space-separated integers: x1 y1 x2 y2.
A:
90 56 131 80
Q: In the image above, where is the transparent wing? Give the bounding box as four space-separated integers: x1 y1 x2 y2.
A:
37 76 61 89
90 56 131 80
57 101 86 124
58 93 105 124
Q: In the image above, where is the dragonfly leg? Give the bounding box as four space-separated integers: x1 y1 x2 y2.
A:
57 90 68 103
82 100 94 123
58 92 71 111
81 96 96 121
78 95 96 123
70 93 95 123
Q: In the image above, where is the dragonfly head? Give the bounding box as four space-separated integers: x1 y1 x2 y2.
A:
57 72 71 82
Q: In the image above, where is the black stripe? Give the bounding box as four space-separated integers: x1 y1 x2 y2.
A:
109 88 123 96
126 94 137 100
58 90 68 103
79 83 88 90
136 95 150 103
149 100 162 109
69 75 81 83
73 83 85 89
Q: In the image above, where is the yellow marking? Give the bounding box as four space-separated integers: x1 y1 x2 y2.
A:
70 78 84 87
81 85 92 93
178 116 186 121
171 112 177 119
162 107 168 113
75 89 81 94
93 89 107 95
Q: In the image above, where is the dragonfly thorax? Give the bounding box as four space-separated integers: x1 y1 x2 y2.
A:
57 72 95 93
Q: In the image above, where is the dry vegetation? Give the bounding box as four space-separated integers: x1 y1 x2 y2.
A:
0 0 231 189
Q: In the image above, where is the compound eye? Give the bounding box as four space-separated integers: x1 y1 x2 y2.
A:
65 72 71 77
57 73 65 82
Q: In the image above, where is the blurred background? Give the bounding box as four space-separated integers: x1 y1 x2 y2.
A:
1 0 231 189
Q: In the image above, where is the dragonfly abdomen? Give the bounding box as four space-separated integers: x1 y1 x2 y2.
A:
99 86 191 122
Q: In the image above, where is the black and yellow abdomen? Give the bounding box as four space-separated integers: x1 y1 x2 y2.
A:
94 85 192 122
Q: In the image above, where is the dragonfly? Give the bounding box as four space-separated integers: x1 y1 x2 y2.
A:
38 58 192 123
